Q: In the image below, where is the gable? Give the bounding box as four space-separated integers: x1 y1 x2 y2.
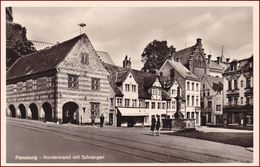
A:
152 78 162 88
58 35 109 75
123 71 138 86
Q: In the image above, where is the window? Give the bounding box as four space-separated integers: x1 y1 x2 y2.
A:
125 84 130 91
191 82 194 91
158 89 161 96
110 98 113 106
203 84 205 89
132 85 136 92
234 97 238 105
187 95 190 106
151 102 156 109
68 74 79 88
196 97 199 106
234 80 238 89
132 99 137 107
125 99 130 107
90 102 100 117
192 96 194 106
13 84 17 92
187 112 190 119
145 102 150 109
17 82 23 92
228 80 232 90
162 103 165 109
172 89 174 94
91 78 100 90
139 100 143 107
32 80 37 90
152 88 156 95
246 97 250 105
26 80 33 91
216 105 221 111
207 91 210 97
191 112 195 119
167 101 171 109
157 102 161 109
47 77 53 88
81 53 89 64
187 82 190 90
203 92 205 97
201 102 204 109
117 98 122 106
246 77 251 88
228 97 232 106
240 97 243 105
208 101 212 108
196 83 199 91
241 80 244 88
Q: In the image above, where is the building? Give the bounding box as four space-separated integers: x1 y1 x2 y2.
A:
159 59 201 125
200 75 223 125
6 33 110 125
222 56 253 127
103 56 171 127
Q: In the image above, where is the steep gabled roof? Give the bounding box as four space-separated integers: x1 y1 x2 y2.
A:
166 60 199 81
224 56 253 73
173 45 196 65
203 75 223 88
96 51 115 65
7 34 87 80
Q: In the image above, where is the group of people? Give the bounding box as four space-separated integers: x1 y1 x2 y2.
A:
151 114 161 136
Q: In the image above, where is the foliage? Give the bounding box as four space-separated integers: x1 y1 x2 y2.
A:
212 82 223 93
141 40 174 74
6 23 36 70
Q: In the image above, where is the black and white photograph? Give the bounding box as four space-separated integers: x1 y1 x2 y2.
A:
1 1 259 166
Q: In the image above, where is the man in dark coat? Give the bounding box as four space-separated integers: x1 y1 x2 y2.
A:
151 115 156 136
156 114 161 136
100 114 105 127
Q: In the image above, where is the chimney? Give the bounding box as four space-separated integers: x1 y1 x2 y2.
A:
196 38 202 45
217 57 221 64
126 58 131 69
176 58 180 62
226 58 230 63
160 72 163 76
208 55 211 64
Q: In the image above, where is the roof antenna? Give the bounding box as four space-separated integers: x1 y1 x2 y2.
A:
78 23 86 35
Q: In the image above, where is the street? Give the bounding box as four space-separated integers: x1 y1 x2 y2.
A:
6 118 253 163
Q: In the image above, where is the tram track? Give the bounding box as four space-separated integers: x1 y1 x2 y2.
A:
6 118 252 163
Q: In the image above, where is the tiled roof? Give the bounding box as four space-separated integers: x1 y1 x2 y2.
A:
96 51 115 65
224 56 253 73
31 40 54 51
103 63 170 100
7 34 86 80
173 46 195 65
210 60 228 71
167 60 199 81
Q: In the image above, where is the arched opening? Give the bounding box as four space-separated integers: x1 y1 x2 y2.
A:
62 102 79 124
29 103 38 120
9 105 16 118
18 104 26 119
42 102 52 122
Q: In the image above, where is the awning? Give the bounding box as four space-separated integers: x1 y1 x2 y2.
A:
117 107 149 116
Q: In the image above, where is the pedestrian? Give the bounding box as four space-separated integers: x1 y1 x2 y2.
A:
91 115 95 127
151 115 156 136
100 114 104 127
156 114 161 136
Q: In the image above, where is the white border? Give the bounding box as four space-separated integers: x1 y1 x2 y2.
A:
1 1 259 166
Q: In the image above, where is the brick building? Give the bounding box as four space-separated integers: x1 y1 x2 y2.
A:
6 34 110 124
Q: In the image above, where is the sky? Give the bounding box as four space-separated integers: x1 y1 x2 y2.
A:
13 6 253 70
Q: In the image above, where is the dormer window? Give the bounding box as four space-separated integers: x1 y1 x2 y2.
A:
81 53 89 64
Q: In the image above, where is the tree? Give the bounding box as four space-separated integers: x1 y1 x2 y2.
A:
141 40 174 74
6 23 36 71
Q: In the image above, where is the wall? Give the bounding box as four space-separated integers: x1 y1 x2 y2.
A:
57 37 110 124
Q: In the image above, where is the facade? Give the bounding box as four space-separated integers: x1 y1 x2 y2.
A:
6 34 110 125
103 56 172 127
172 38 229 125
159 59 201 125
222 56 253 126
200 75 223 125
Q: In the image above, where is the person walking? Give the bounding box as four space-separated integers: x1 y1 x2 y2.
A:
151 115 156 136
100 114 105 128
156 114 161 136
